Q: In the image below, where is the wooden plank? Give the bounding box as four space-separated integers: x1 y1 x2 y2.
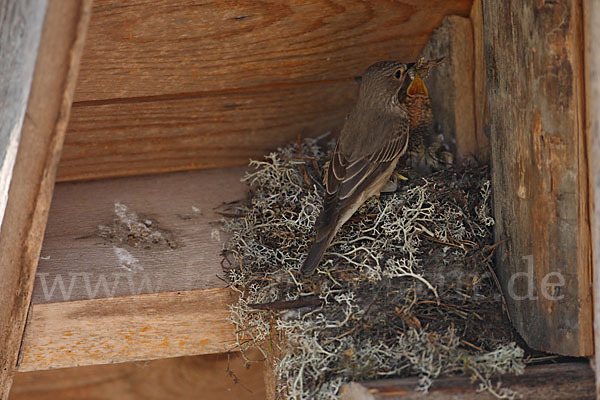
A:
339 362 595 400
583 0 600 397
11 350 265 400
469 0 489 163
73 0 474 102
420 15 478 162
33 167 246 304
56 0 475 182
0 1 91 399
18 288 237 372
57 83 355 182
482 0 592 355
17 167 246 371
0 0 47 228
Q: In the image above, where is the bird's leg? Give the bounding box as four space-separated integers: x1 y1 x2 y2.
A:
393 171 409 181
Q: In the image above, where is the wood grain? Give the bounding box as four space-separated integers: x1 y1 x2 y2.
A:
19 168 247 371
56 0 475 182
11 351 265 400
73 0 474 102
483 0 592 355
469 0 490 163
339 362 595 400
420 15 477 162
0 0 47 227
583 0 600 396
57 82 355 182
0 1 91 398
33 167 247 304
18 288 237 372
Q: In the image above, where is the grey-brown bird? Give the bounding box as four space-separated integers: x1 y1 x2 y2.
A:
301 61 427 276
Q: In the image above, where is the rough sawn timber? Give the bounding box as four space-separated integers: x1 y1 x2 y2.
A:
482 0 592 355
0 0 91 398
56 0 474 182
19 167 247 371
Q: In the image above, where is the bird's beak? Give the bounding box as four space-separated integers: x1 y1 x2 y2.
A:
406 74 428 97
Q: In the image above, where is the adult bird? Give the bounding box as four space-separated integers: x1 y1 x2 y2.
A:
301 61 428 276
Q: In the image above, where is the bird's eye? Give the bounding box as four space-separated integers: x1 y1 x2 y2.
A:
394 69 403 79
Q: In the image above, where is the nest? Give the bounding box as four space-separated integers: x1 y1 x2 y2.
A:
220 136 525 399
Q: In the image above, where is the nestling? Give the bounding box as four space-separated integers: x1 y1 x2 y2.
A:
405 57 453 175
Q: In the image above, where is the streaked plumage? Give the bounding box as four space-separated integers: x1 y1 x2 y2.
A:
405 57 453 174
301 61 418 276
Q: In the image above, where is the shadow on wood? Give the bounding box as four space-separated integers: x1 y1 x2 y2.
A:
11 350 265 400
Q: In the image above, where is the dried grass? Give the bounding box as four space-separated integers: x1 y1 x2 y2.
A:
220 136 524 399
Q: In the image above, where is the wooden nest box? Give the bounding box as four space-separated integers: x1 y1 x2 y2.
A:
1 0 599 398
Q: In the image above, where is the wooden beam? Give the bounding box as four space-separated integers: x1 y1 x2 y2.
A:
469 0 489 163
19 288 237 372
19 167 246 370
12 350 266 400
482 0 592 355
0 0 91 398
56 0 475 182
339 362 595 400
419 15 478 162
583 0 600 396
0 0 47 228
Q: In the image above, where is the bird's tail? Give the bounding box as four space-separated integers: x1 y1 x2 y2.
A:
300 230 335 276
302 196 340 276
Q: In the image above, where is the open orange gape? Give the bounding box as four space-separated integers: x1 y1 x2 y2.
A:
0 0 597 399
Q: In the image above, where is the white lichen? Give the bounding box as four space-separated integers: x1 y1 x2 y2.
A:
221 138 523 399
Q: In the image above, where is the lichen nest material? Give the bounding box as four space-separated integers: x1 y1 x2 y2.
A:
221 137 525 399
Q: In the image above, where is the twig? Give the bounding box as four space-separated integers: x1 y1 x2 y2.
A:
249 296 321 311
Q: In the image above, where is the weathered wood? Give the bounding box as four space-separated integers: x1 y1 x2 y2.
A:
420 15 478 162
482 0 592 355
19 288 237 372
0 1 91 398
56 0 475 182
33 167 246 304
11 349 266 400
583 1 600 397
73 0 474 102
264 330 284 400
469 0 489 163
17 167 246 371
339 362 595 400
0 0 47 228
57 83 355 182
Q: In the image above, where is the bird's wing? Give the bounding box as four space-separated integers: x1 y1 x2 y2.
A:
326 127 409 201
303 121 409 274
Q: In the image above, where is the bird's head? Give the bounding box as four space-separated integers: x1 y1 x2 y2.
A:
358 61 413 114
404 56 445 100
357 58 444 113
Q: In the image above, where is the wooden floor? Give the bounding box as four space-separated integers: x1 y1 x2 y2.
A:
19 167 248 372
10 350 265 400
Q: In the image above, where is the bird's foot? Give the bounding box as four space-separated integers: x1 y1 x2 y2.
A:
393 171 409 181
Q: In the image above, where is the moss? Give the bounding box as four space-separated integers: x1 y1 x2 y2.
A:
221 137 524 399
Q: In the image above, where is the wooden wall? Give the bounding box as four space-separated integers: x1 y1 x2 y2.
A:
56 0 473 182
483 0 592 356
